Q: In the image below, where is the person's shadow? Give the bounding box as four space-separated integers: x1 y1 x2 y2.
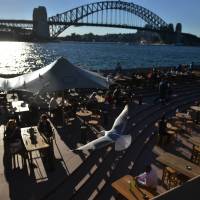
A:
3 141 36 200
3 139 68 200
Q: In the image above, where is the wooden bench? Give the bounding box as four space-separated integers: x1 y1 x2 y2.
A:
156 152 200 179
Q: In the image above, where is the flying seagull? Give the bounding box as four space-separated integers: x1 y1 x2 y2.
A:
76 105 132 151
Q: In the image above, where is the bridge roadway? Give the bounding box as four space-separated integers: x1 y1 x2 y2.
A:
0 19 166 33
0 20 33 24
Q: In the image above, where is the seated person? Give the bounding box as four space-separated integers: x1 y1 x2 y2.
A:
49 95 59 116
37 114 53 141
136 165 158 190
4 119 23 154
37 114 55 170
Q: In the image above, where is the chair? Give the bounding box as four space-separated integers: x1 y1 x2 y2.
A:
191 145 200 165
162 167 180 189
9 142 26 169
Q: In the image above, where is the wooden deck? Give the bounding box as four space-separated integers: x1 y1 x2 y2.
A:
1 74 200 200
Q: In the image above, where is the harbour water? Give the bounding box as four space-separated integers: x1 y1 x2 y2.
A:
0 41 199 75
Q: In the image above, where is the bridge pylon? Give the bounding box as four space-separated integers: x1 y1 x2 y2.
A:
33 6 50 39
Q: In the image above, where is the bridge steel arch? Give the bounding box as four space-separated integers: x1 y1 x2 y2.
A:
49 1 168 38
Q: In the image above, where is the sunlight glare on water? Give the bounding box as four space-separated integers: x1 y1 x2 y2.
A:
0 41 199 75
0 42 29 74
0 41 53 75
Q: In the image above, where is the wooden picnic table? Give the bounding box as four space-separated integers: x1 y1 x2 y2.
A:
76 109 92 117
21 126 50 165
156 152 200 179
112 175 155 200
12 100 29 113
21 126 49 152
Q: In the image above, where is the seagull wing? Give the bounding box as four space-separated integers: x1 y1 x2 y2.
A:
106 105 132 151
115 134 132 151
75 135 113 151
106 105 130 136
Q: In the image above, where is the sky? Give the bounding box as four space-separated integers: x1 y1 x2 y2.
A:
0 0 199 36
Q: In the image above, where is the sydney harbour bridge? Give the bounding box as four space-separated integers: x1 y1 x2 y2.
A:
0 1 180 39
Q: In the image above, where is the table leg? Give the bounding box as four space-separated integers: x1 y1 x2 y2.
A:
28 151 36 168
29 152 33 165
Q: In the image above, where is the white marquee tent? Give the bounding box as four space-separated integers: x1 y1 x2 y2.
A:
0 57 109 92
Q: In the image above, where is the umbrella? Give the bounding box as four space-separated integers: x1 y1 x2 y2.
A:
76 105 132 151
8 57 109 93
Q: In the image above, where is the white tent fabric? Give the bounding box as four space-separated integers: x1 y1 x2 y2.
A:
0 57 109 92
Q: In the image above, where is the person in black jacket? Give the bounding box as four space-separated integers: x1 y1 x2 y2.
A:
4 119 21 144
4 119 27 168
4 119 26 169
38 114 53 139
37 114 55 170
